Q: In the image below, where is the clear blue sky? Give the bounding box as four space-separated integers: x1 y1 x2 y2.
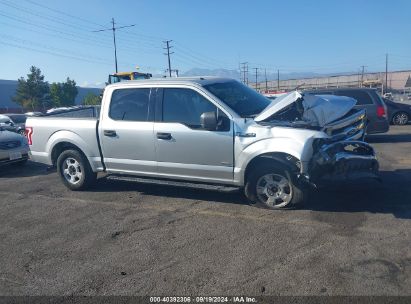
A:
1 0 411 87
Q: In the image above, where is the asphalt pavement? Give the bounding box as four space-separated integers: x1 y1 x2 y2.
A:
0 126 410 296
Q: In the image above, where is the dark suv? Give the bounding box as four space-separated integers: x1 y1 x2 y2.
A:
303 88 389 134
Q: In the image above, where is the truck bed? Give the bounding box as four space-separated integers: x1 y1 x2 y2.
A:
26 116 104 171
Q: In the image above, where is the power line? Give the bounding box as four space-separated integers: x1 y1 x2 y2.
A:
23 0 105 27
93 18 136 73
163 40 174 77
0 40 112 66
1 1 163 54
0 33 109 62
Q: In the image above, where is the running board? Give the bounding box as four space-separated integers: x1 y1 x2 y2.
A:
106 175 239 192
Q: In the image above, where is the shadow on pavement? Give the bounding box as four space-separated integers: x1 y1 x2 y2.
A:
91 169 411 219
307 170 411 220
0 161 52 178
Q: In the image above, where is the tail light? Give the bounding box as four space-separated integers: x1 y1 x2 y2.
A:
376 106 386 118
25 127 33 145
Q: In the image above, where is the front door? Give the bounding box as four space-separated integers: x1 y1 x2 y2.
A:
99 87 156 175
154 87 234 183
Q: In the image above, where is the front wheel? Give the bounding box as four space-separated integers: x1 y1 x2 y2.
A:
244 163 307 209
57 149 96 190
392 112 409 125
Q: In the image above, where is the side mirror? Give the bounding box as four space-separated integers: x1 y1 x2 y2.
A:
200 111 217 131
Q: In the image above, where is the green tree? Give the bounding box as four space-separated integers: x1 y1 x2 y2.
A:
82 92 101 106
13 66 49 111
49 77 78 108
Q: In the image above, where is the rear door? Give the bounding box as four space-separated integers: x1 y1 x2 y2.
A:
99 87 157 175
154 87 234 183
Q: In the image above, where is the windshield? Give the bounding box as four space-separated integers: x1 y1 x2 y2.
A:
203 80 270 117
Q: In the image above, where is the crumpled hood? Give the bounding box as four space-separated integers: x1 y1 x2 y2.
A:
302 94 357 127
255 91 357 127
255 91 302 122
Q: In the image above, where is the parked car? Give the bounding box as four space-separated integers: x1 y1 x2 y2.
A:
26 78 378 210
0 127 29 166
5 114 27 135
303 88 389 134
0 114 20 134
383 98 411 125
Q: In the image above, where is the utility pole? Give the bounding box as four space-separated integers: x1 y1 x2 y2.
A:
264 68 268 91
385 53 388 94
277 69 280 91
246 64 249 85
93 18 135 73
240 62 248 85
163 40 174 77
253 68 259 90
360 65 367 88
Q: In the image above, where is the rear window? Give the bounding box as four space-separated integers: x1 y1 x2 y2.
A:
334 90 373 105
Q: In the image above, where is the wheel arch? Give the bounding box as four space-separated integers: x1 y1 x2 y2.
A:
51 141 86 166
45 130 101 171
244 152 301 185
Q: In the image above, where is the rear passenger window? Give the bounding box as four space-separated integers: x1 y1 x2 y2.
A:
109 88 151 121
334 90 373 105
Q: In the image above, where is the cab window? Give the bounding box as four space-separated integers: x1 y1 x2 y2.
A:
109 88 151 121
162 88 222 129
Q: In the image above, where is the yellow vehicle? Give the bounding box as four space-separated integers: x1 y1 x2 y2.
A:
108 71 152 84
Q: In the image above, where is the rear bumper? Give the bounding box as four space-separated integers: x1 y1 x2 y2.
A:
309 140 379 185
0 153 29 166
29 151 52 165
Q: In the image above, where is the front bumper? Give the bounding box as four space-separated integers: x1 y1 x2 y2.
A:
309 140 379 185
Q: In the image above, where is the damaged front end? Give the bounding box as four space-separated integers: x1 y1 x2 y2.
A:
309 140 379 185
309 109 379 185
254 91 380 186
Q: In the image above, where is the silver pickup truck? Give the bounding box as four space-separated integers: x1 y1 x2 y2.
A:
26 77 378 209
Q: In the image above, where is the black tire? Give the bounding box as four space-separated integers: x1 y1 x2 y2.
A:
244 163 307 210
56 149 96 191
392 112 409 125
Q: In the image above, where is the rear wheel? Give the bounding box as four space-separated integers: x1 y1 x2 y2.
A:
244 163 306 209
57 149 96 190
392 112 409 125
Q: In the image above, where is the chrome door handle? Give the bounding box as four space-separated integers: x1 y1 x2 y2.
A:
156 132 172 140
104 130 117 137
